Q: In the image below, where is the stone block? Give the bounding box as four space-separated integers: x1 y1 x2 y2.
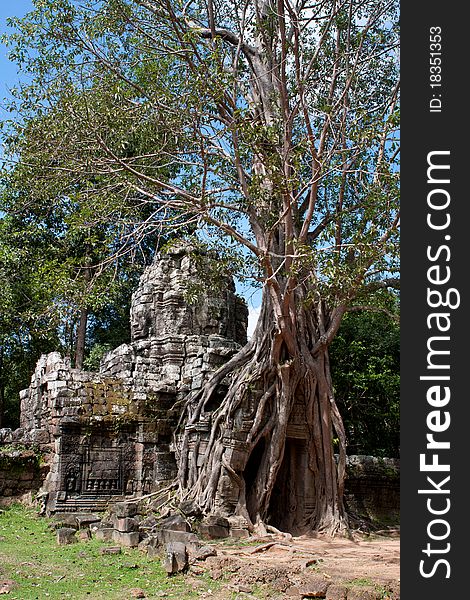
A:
191 376 203 390
230 528 249 539
155 529 201 554
76 514 101 529
95 528 115 542
114 517 139 533
113 530 140 547
198 515 230 540
325 585 348 600
197 523 229 540
158 514 190 532
114 502 138 518
57 527 77 545
298 577 330 598
52 514 78 529
146 541 161 559
163 541 188 575
195 546 217 561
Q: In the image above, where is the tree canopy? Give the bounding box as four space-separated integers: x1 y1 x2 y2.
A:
2 0 399 290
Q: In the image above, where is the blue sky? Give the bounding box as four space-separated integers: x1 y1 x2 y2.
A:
0 1 33 103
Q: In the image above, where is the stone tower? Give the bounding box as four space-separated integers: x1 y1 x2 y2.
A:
15 244 248 513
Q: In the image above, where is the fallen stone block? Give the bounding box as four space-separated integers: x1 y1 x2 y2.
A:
114 517 139 532
78 529 91 541
230 527 250 539
195 545 217 561
146 544 160 559
75 514 101 529
95 528 115 542
158 514 190 532
50 514 79 530
57 527 77 545
198 523 229 540
197 515 230 539
113 530 140 547
145 529 201 557
164 541 188 575
297 576 330 598
114 501 138 518
158 529 201 551
325 585 348 600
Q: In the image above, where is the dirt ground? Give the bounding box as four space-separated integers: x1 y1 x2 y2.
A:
188 529 400 599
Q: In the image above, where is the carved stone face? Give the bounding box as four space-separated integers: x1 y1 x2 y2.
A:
130 299 152 340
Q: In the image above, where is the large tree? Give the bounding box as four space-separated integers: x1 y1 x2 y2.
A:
2 0 399 533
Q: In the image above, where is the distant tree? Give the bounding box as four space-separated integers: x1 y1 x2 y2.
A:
329 300 399 458
0 215 62 426
1 97 161 368
2 0 399 533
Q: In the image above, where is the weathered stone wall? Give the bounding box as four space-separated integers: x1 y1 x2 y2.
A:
343 455 400 525
0 445 48 501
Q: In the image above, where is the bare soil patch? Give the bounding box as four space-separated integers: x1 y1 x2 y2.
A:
190 529 400 599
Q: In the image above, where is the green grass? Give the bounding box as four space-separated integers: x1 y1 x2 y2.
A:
0 504 215 599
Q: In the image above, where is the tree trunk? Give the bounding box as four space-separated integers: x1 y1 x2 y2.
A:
74 265 91 370
177 288 349 535
74 308 88 370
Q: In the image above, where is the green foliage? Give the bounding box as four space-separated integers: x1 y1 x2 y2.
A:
329 308 400 457
0 446 42 473
0 215 62 426
82 343 113 371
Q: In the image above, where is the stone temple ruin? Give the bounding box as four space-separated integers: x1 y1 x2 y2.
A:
10 243 248 514
1 243 399 532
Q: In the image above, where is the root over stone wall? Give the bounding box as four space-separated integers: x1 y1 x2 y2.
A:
0 245 399 527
